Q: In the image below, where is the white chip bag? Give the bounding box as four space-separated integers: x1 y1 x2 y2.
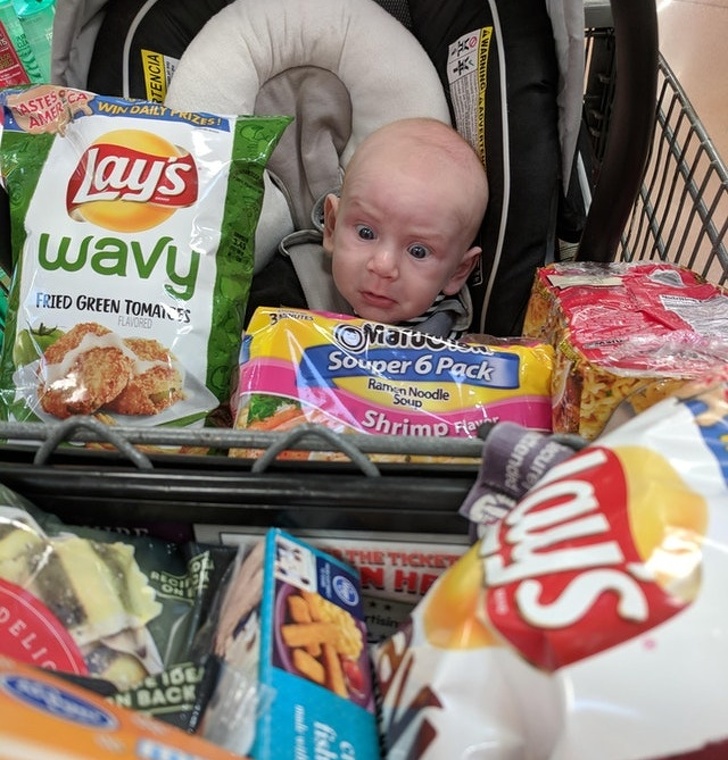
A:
374 367 728 759
0 85 290 429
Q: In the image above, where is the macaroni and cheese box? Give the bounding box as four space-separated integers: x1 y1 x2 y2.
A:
0 655 242 759
206 529 380 760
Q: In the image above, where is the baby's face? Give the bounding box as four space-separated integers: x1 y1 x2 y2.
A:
325 158 478 325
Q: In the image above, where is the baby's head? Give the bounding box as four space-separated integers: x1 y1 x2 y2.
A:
323 117 488 325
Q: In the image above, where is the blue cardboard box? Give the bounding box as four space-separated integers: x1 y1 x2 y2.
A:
253 529 380 760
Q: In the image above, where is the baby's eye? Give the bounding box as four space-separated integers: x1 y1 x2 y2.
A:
355 224 376 241
407 243 430 260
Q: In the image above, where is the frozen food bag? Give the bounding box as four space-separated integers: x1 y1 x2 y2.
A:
0 84 290 429
373 366 728 759
0 484 236 728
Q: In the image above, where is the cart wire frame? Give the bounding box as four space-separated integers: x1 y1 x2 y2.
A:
585 30 728 286
620 54 728 287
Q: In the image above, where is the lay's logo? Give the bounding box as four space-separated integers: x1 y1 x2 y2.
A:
66 129 198 232
417 444 708 671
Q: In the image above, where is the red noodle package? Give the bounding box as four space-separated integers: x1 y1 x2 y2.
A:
374 366 728 759
522 261 728 440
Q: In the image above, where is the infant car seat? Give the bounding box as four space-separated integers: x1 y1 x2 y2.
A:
11 0 657 339
47 0 583 337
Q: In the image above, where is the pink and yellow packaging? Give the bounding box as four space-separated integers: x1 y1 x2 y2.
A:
232 307 554 461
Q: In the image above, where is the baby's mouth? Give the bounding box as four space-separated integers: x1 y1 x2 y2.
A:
360 291 396 308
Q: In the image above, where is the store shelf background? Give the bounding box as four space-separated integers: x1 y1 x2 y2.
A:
582 0 728 285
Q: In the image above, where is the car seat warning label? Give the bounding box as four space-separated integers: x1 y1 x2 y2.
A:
447 27 492 166
142 49 179 103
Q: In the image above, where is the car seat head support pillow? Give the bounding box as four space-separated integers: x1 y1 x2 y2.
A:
164 0 452 273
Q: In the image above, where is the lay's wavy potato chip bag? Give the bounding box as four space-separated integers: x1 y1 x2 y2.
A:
0 85 290 430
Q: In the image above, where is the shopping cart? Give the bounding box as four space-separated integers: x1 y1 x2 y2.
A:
0 0 725 603
622 54 728 286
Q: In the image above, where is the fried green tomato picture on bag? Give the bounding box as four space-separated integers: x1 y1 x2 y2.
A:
35 322 185 419
12 323 65 367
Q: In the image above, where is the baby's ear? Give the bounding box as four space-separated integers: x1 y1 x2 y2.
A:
443 246 481 295
321 194 340 254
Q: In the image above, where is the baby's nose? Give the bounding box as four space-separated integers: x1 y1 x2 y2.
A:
368 246 398 278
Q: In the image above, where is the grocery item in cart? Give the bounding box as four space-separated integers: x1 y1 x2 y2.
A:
0 655 244 760
0 489 236 727
373 366 728 759
0 84 290 432
458 420 585 532
199 529 380 759
522 260 728 439
231 306 554 462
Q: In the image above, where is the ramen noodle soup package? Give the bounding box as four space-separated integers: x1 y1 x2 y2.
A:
0 485 236 729
522 261 728 439
231 307 554 462
373 366 728 759
0 85 290 432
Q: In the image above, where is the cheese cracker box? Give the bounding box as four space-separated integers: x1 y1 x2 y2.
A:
522 261 728 439
204 528 380 760
0 655 243 759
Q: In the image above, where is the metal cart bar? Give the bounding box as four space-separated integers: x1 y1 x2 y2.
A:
620 55 728 286
577 0 659 263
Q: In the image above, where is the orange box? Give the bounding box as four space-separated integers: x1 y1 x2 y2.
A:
0 655 244 759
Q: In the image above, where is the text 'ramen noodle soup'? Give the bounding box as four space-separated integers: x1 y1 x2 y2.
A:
0 85 290 430
231 307 554 463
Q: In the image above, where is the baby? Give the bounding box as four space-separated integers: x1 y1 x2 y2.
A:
247 117 489 339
